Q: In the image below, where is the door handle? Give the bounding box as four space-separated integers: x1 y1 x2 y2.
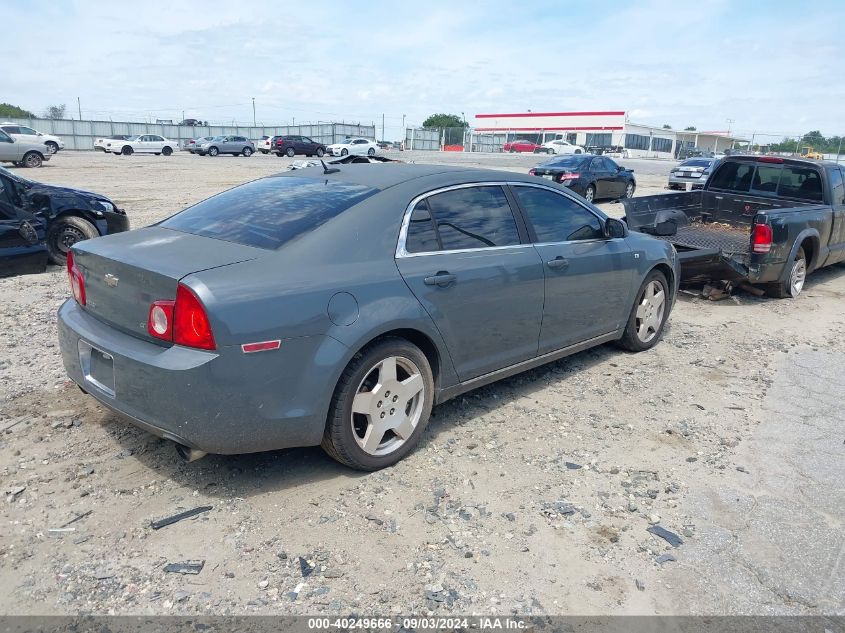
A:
546 256 569 270
424 271 457 287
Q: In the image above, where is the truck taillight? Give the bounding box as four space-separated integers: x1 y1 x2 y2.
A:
147 284 215 350
66 250 86 305
752 223 773 253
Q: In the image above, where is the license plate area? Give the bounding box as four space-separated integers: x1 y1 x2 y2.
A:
542 174 555 180
78 340 115 397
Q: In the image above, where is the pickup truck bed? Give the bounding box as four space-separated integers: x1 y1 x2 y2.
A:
622 156 845 296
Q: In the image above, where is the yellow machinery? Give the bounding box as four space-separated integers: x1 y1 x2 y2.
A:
800 146 823 160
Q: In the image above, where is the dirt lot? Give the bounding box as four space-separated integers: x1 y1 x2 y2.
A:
1 151 843 616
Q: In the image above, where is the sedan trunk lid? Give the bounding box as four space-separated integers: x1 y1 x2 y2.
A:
71 226 260 343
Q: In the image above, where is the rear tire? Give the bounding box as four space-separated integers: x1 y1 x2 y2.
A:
768 247 807 298
321 338 434 471
243 147 253 156
46 216 99 265
316 148 325 157
208 147 219 156
45 141 59 154
617 270 670 352
584 184 596 203
367 148 375 156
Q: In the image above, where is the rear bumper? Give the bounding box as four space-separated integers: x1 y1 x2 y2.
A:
667 176 706 190
57 299 343 454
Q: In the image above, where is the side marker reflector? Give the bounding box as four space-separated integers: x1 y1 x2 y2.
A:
241 340 281 354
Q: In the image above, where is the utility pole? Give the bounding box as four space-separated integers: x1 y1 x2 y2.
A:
77 97 82 120
381 113 385 143
837 136 842 163
252 97 256 126
726 118 734 135
402 114 406 134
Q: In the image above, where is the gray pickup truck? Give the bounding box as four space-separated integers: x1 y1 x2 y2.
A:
623 156 845 297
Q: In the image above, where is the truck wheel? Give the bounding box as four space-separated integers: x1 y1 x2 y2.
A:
47 216 99 265
768 247 807 298
617 269 669 352
321 337 434 471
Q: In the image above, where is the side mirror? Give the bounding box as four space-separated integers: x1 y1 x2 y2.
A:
604 218 626 238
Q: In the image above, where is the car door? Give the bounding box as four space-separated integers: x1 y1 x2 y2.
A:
826 167 845 263
0 129 21 161
354 139 369 155
589 157 613 198
510 183 636 353
301 136 316 154
395 184 545 381
602 157 626 197
17 126 41 146
0 175 47 276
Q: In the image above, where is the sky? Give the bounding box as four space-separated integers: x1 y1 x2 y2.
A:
4 0 844 141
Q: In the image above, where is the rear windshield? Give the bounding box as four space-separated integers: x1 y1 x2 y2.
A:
160 176 378 249
680 159 712 168
546 156 588 169
710 161 824 201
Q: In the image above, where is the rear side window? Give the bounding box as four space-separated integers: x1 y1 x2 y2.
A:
425 186 520 250
832 169 845 205
751 165 781 193
778 167 823 201
513 186 603 242
709 162 754 192
405 201 441 253
161 176 378 249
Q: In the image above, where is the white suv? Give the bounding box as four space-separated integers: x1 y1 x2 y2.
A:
0 123 65 153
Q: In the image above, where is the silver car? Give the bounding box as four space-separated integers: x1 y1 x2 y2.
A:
668 158 720 190
0 129 51 168
196 135 255 157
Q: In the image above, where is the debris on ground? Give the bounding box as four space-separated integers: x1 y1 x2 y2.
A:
150 506 213 530
163 560 205 575
648 525 684 547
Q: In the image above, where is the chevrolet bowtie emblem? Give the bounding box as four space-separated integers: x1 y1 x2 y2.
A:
104 273 119 288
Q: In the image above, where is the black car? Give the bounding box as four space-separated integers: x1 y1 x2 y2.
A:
0 166 129 265
529 154 636 203
0 183 47 277
272 135 326 158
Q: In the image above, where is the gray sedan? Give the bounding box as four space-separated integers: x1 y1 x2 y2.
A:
196 135 255 157
57 165 679 470
667 157 720 190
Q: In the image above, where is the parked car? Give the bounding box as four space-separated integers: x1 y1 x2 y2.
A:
256 135 272 154
106 135 177 156
0 123 65 154
326 138 377 157
95 135 133 152
0 177 47 276
677 146 714 160
58 164 679 469
0 165 129 264
540 139 585 155
184 136 215 154
529 154 636 202
0 129 50 168
667 158 721 190
624 156 845 297
287 154 401 170
179 119 202 126
196 136 255 157
503 139 543 153
273 135 327 158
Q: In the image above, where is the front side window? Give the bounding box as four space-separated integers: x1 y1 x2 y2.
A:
425 186 520 250
513 186 603 243
0 130 12 143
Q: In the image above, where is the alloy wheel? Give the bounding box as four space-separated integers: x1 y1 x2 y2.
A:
635 280 666 343
350 356 425 456
789 257 807 296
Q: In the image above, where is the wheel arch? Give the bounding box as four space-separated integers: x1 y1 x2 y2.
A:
346 327 444 393
50 209 104 234
783 229 821 278
650 262 676 303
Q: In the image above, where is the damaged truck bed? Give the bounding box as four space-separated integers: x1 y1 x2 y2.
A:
622 156 845 297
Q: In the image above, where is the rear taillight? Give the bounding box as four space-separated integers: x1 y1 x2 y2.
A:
66 250 86 305
528 169 536 175
174 284 215 350
751 223 773 253
147 283 215 350
560 172 580 181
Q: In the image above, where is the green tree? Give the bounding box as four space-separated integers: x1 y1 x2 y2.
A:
0 103 35 118
422 113 467 145
42 104 66 119
684 126 696 131
662 124 672 129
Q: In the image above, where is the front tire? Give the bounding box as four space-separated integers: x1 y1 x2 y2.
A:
162 146 173 156
22 151 43 168
121 146 133 156
768 247 807 298
618 270 670 352
46 216 99 265
316 148 325 157
623 182 635 199
45 141 59 154
340 148 348 156
322 338 434 471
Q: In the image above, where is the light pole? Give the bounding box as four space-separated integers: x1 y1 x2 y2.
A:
252 97 256 127
461 111 467 150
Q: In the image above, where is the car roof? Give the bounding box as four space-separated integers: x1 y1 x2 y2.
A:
269 163 541 191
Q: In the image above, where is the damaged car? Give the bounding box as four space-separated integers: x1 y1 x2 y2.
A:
0 181 48 277
0 166 129 265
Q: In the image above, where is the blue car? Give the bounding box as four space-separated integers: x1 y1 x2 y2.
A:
58 164 679 470
0 166 129 266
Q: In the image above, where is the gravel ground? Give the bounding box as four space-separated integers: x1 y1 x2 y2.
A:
0 151 843 616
